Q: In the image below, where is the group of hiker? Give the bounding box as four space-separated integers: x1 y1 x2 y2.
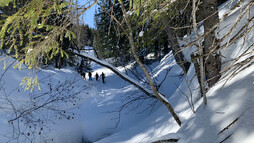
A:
82 71 105 83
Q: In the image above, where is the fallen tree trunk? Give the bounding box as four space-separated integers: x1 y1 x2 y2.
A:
75 51 181 126
74 52 155 99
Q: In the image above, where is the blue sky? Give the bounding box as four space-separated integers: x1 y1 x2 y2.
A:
79 0 97 28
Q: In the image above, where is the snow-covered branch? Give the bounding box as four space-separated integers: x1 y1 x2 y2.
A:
74 52 156 99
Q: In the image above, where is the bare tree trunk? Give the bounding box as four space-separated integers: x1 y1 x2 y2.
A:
122 6 182 126
163 19 190 73
202 0 221 87
128 29 182 126
96 0 182 126
55 54 62 69
76 0 82 50
192 0 207 104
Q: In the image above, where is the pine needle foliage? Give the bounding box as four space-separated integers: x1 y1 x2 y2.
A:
0 0 75 69
0 0 76 91
0 0 15 7
127 0 192 35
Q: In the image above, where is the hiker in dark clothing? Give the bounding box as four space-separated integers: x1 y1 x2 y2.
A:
88 71 93 81
82 72 86 80
101 72 105 83
95 73 99 81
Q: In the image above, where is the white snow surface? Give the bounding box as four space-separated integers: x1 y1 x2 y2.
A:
139 31 144 37
0 1 254 143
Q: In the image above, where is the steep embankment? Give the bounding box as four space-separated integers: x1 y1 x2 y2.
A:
95 1 254 143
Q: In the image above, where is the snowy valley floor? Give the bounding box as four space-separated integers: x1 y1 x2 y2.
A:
0 51 253 143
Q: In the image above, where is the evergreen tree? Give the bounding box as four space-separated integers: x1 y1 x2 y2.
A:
127 0 191 70
72 24 94 49
0 0 78 69
94 0 130 65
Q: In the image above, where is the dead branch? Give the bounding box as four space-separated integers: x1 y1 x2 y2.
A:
152 138 179 143
219 134 233 143
218 117 239 135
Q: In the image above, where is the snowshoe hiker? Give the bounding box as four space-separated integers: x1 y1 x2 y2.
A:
82 72 86 80
101 72 105 83
95 73 99 81
88 71 93 81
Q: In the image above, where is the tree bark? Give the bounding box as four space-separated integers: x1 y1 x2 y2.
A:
202 0 221 87
128 30 182 126
122 7 182 126
192 0 207 104
163 19 190 73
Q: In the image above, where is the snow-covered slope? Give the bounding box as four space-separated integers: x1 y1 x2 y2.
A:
95 1 254 143
0 48 185 143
